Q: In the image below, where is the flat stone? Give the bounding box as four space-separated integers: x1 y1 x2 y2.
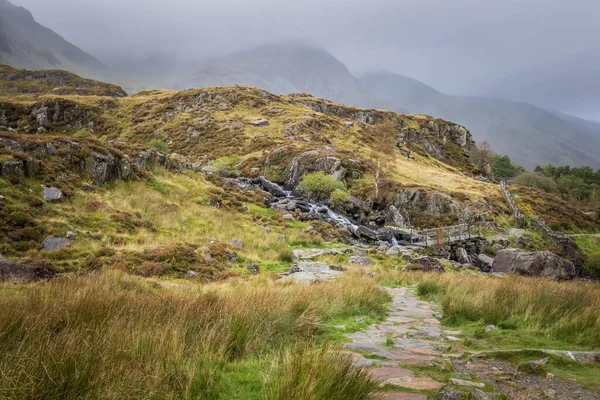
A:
386 376 445 390
369 367 414 382
42 185 62 202
250 119 269 127
377 393 428 400
349 255 372 267
448 378 485 388
446 336 462 342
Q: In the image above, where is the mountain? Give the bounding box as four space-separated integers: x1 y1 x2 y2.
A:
362 71 600 170
0 0 107 78
180 43 374 107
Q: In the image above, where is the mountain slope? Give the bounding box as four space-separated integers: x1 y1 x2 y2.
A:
0 0 106 78
180 44 374 107
362 71 600 169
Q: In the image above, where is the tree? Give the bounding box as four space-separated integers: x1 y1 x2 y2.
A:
370 119 398 202
491 155 524 180
470 140 496 173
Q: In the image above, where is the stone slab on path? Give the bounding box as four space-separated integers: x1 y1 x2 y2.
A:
377 393 428 400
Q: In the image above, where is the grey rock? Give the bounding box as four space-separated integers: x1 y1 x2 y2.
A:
1 160 24 181
66 231 76 240
258 176 287 197
455 247 470 264
448 378 485 388
411 256 445 273
492 243 505 253
385 204 406 227
186 270 199 278
485 324 499 333
492 249 578 279
528 357 550 372
42 236 71 251
201 166 220 174
437 386 465 400
282 213 295 221
355 225 378 241
353 246 367 256
250 119 269 127
247 264 260 275
0 261 55 283
229 239 243 249
41 185 63 202
344 121 353 127
386 246 402 256
476 254 494 272
349 256 372 267
470 389 493 400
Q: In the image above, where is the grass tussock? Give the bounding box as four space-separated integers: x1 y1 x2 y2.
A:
378 272 600 350
0 270 386 399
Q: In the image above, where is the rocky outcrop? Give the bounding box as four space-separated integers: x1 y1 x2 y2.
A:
492 249 579 279
0 135 185 188
0 261 55 283
391 189 464 226
283 149 356 189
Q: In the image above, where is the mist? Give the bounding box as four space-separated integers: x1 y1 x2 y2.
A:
11 0 600 121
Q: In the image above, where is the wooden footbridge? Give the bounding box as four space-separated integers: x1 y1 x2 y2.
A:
409 223 483 247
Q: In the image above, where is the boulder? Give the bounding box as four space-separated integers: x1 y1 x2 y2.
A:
0 261 55 283
476 254 494 272
42 236 71 251
250 119 269 127
385 205 406 227
437 387 464 400
41 185 63 202
492 249 578 279
355 225 378 242
411 257 445 273
349 256 372 267
386 246 402 256
258 176 287 197
454 248 470 264
282 213 295 221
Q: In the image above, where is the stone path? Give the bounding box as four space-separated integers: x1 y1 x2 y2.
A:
344 287 449 397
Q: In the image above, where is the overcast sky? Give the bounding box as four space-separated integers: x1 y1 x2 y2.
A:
12 0 600 121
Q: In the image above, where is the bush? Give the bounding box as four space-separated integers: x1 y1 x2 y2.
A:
512 172 558 193
297 172 345 201
584 253 600 278
147 139 170 153
329 189 352 211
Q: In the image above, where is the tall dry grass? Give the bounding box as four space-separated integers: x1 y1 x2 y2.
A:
378 272 600 349
0 271 387 399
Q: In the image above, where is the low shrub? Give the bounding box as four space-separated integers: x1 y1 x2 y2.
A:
584 253 600 278
147 138 170 153
329 189 352 211
297 172 345 201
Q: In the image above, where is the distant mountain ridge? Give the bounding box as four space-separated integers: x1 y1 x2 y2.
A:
180 44 375 107
362 71 600 169
0 0 106 79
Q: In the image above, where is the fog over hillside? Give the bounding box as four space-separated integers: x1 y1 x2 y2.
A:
11 0 600 122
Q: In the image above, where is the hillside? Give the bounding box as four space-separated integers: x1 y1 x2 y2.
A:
1 67 600 399
180 43 375 107
362 71 600 169
0 0 107 78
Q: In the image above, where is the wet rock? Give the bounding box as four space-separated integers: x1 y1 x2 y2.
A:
492 249 577 279
0 261 55 283
258 176 287 197
247 264 260 275
349 256 372 267
42 236 71 251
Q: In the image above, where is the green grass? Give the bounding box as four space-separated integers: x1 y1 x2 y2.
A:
0 270 387 399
